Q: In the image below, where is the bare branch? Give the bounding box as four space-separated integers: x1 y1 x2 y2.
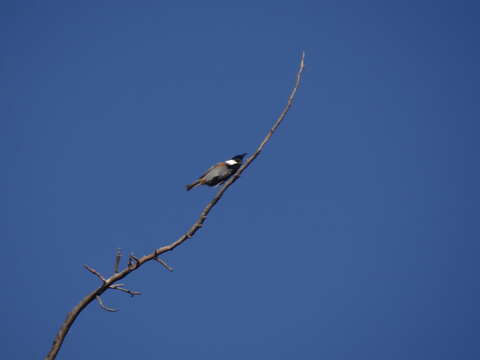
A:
83 265 106 283
96 296 118 312
45 52 305 360
154 257 174 272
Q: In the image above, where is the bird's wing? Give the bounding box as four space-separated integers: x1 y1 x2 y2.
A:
197 162 222 180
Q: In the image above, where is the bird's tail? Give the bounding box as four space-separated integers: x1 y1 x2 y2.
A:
186 179 201 191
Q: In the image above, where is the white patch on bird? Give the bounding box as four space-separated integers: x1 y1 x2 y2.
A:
225 159 238 165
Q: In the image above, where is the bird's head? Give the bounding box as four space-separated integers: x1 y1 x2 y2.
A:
232 153 247 163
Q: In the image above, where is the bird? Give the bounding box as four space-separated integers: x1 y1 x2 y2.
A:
186 153 247 191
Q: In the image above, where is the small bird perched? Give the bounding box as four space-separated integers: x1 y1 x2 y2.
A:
186 153 247 191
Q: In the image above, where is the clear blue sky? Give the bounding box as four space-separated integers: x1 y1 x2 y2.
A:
3 1 479 359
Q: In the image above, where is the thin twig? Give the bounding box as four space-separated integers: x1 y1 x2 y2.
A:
45 52 305 360
109 284 142 296
96 295 118 312
154 257 174 272
114 249 122 273
83 265 106 283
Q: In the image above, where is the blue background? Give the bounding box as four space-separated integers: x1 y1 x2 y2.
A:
3 1 479 359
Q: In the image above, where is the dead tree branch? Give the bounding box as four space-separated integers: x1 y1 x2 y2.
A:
45 52 305 360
